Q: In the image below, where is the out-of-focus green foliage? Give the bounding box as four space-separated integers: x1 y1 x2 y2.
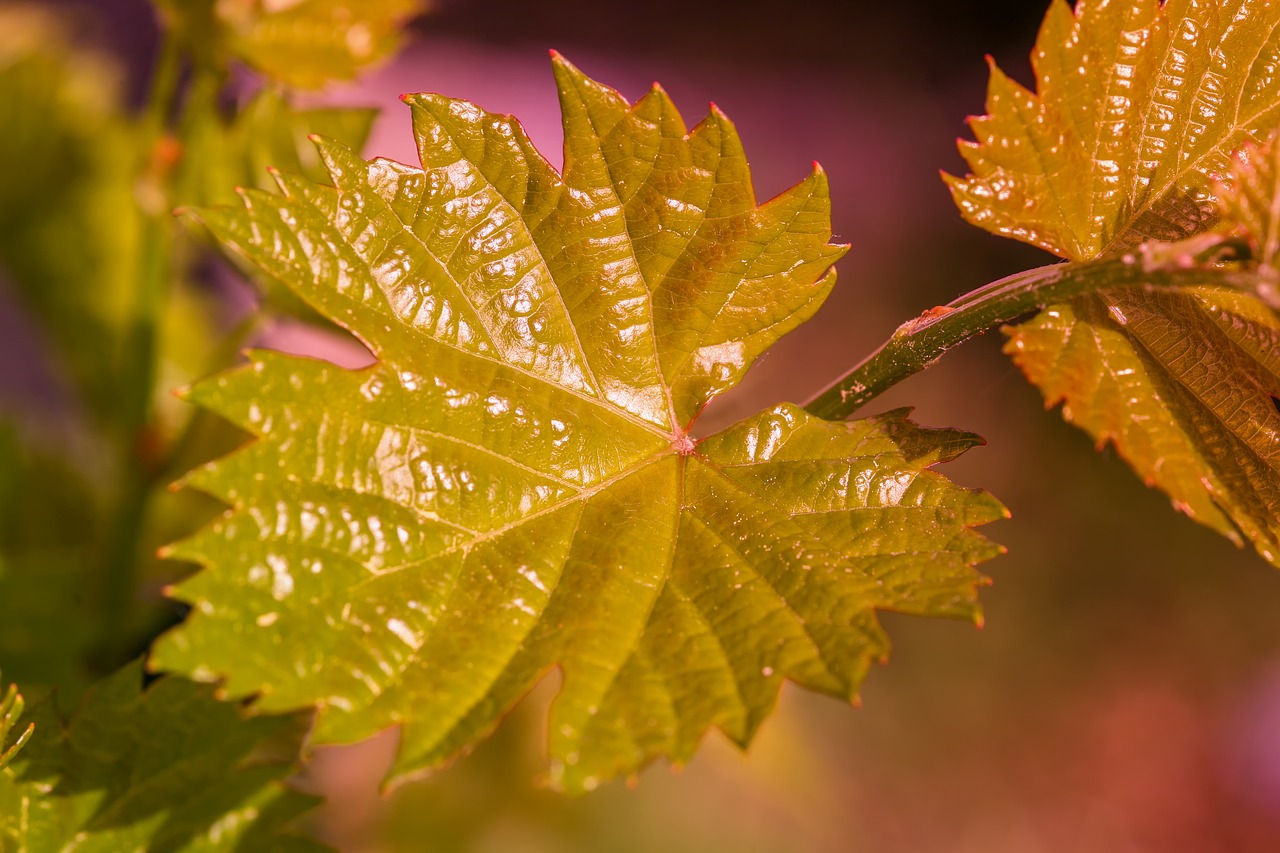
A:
0 427 103 698
180 89 377 208
0 7 140 423
0 661 322 851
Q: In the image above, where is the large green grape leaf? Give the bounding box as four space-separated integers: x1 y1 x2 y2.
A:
0 663 322 851
155 56 1007 791
946 0 1280 565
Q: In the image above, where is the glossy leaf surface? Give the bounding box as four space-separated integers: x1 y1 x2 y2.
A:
179 87 378 324
949 0 1280 564
157 57 1006 790
0 663 321 851
947 0 1280 258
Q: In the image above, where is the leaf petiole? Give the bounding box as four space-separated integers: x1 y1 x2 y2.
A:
803 235 1256 420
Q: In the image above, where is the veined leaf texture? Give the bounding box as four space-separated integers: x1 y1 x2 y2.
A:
156 56 1007 790
949 0 1280 565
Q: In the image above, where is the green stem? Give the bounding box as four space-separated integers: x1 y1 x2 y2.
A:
802 237 1256 420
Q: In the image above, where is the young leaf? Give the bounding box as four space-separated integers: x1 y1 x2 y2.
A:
947 0 1280 257
156 56 1007 791
0 663 321 851
947 0 1280 565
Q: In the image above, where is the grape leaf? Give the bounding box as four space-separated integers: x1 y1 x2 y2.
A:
947 0 1280 257
0 663 322 851
214 0 424 89
181 88 377 210
154 56 1007 791
178 87 378 323
946 0 1280 565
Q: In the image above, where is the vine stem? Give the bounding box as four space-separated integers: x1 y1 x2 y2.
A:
802 236 1256 421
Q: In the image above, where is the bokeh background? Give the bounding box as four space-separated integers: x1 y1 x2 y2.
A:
12 0 1280 850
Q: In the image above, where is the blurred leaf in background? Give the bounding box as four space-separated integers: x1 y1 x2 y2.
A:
0 661 320 851
156 0 426 88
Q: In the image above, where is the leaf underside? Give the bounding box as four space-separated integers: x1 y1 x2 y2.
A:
156 56 1006 791
949 0 1280 565
0 663 320 852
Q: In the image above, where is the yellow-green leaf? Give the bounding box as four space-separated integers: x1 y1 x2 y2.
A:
949 0 1280 565
156 56 1006 791
177 87 378 323
216 0 425 89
